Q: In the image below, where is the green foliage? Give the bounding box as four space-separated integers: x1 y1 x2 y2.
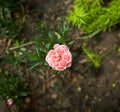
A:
0 72 28 103
67 0 120 34
82 43 113 71
82 44 102 69
0 0 25 39
0 0 23 12
2 51 23 68
0 7 24 39
0 0 28 104
37 17 71 46
13 40 25 47
21 18 71 70
117 47 120 52
0 18 71 71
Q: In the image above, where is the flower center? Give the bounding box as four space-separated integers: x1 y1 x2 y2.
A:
56 55 62 61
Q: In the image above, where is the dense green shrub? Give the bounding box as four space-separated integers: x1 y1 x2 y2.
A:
0 72 28 103
0 0 23 12
0 0 25 39
67 0 120 34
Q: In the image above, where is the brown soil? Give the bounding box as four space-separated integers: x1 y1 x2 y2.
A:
1 0 120 112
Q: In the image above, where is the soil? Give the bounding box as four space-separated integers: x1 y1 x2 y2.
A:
1 0 120 112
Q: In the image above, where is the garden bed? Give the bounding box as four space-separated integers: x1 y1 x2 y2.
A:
0 0 120 112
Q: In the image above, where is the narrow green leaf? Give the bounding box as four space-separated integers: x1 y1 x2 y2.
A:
29 62 40 70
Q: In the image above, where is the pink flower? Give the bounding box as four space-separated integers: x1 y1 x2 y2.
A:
46 44 72 71
6 99 13 106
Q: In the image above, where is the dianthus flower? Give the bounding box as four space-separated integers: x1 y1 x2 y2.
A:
6 98 13 106
46 44 72 71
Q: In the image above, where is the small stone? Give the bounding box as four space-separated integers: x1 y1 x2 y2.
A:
56 17 61 21
96 84 100 88
98 98 101 102
105 92 110 97
109 60 115 65
92 100 96 104
51 15 55 20
76 86 81 92
117 64 120 69
25 97 31 104
93 96 97 101
118 33 120 37
43 13 48 19
79 59 87 64
51 93 57 99
85 95 89 100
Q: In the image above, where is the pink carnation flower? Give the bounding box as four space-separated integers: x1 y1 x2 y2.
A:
6 98 13 106
46 44 72 71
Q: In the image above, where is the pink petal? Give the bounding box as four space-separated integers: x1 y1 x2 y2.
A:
63 52 72 62
67 62 71 67
60 45 69 51
56 66 66 71
54 44 60 49
55 47 64 55
60 60 67 67
48 50 56 56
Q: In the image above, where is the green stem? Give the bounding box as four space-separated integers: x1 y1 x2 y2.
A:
78 29 102 40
